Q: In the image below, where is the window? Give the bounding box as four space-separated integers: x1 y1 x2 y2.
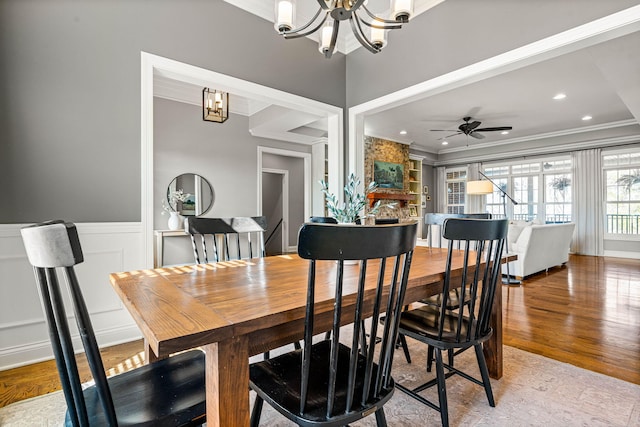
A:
445 168 467 214
483 157 572 223
603 151 640 236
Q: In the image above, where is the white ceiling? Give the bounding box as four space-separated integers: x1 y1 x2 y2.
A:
156 2 640 155
364 31 640 154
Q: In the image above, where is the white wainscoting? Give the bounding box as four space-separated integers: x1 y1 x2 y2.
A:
0 222 145 370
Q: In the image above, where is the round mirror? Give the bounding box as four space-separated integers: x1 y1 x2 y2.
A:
166 173 214 216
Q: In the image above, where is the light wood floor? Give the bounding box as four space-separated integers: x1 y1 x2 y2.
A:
1 254 638 408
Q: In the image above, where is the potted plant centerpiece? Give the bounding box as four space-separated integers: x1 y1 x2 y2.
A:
319 173 395 224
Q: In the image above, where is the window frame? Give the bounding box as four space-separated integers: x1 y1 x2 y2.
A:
602 148 640 240
482 156 572 223
444 167 468 214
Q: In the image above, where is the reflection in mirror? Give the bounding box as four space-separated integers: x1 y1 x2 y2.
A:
167 173 214 216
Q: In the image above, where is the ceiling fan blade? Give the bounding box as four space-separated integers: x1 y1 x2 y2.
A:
470 132 485 139
437 132 462 140
474 126 512 132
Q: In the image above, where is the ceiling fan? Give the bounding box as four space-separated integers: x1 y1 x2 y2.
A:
431 116 513 140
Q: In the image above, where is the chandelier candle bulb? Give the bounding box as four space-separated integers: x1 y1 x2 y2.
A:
319 21 335 54
371 26 387 48
275 0 295 32
392 0 414 22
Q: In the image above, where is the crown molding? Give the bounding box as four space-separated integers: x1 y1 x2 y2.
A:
433 134 640 167
437 119 639 154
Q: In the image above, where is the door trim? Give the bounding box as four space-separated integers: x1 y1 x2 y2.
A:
261 168 289 254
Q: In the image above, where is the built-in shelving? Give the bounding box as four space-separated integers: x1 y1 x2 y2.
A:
408 155 424 237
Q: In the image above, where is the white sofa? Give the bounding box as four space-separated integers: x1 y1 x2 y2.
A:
503 222 575 279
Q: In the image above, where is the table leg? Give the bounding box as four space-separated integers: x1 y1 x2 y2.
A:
203 335 250 427
144 339 159 364
484 276 503 379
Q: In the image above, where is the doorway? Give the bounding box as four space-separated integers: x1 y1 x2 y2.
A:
262 169 288 255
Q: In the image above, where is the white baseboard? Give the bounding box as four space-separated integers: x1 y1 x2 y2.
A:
603 250 640 259
0 325 142 370
0 222 144 371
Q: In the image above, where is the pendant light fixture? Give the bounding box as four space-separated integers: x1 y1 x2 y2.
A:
274 0 414 58
202 88 229 123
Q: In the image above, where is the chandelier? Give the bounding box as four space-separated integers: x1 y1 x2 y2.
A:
274 0 414 58
202 88 229 123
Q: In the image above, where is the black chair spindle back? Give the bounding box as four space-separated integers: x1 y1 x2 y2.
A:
21 220 206 427
249 222 417 427
186 216 266 264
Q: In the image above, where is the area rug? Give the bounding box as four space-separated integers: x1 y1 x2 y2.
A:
2 341 639 426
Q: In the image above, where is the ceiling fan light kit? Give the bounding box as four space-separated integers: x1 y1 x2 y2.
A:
274 0 414 58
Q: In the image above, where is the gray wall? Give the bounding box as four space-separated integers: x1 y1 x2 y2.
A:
345 0 640 107
0 0 346 223
154 97 312 265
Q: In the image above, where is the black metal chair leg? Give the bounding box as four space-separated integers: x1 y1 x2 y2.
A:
294 341 301 350
374 408 388 427
426 345 434 372
474 344 495 407
434 349 449 427
398 334 411 364
250 395 264 427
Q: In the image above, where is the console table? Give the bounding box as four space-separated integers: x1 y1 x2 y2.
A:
153 230 188 268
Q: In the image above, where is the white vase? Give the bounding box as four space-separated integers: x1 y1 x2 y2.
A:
167 211 183 231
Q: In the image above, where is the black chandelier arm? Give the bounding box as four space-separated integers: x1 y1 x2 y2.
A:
361 5 405 28
324 19 340 59
350 15 382 54
283 10 328 39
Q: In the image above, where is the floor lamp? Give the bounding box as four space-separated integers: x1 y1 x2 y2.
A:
467 172 521 286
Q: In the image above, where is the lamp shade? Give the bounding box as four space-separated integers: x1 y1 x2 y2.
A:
467 180 494 195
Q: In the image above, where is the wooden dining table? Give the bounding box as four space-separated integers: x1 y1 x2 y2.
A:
110 246 510 427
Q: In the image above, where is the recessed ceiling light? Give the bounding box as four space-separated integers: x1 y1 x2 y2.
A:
399 130 407 135
553 93 567 100
501 131 509 135
582 115 592 121
442 141 448 145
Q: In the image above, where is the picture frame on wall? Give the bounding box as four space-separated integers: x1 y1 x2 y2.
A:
373 160 404 189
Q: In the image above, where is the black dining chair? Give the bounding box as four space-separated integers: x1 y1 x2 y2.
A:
309 215 408 359
395 218 508 427
374 218 399 225
20 220 206 426
309 216 338 224
185 216 267 263
249 222 417 427
420 212 493 369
